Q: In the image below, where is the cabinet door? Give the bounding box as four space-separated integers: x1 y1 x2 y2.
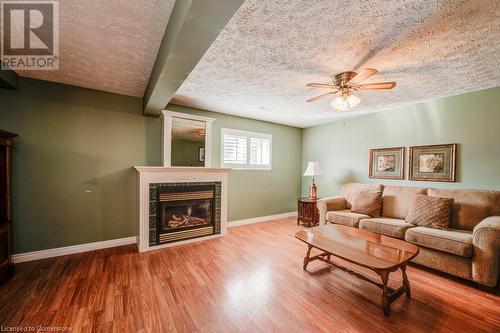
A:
0 226 8 265
303 203 312 220
298 201 305 218
0 145 12 284
0 149 5 222
0 224 9 284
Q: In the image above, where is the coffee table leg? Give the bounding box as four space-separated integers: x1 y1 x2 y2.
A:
303 245 312 271
401 265 411 298
379 271 390 316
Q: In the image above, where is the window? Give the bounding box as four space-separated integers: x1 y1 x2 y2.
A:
221 128 272 169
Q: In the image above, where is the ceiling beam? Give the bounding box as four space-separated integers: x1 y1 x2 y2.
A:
143 0 244 116
0 61 19 90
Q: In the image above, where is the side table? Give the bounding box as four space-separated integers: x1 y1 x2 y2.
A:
297 197 319 227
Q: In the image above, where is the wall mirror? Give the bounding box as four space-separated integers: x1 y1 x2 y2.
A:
161 111 215 167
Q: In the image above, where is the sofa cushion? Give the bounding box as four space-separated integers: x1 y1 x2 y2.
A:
326 210 371 227
351 190 382 217
412 246 472 280
359 217 415 239
428 188 500 231
341 183 383 209
406 194 454 230
405 227 473 257
382 186 427 219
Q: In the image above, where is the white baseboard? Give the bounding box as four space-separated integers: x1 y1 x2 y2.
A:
228 211 297 227
12 212 297 263
11 236 137 264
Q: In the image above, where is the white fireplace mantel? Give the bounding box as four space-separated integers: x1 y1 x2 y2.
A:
134 166 230 252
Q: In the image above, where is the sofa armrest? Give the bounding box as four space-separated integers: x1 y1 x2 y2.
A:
317 196 347 225
472 216 500 287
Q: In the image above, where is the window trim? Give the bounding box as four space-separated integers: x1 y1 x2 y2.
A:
221 128 272 170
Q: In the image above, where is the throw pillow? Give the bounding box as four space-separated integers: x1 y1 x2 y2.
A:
351 190 382 217
406 194 454 229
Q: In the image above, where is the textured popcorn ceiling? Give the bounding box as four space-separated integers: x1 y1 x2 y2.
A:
18 0 175 97
173 0 500 127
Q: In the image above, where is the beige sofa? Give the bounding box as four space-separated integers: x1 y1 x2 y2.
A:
317 183 500 287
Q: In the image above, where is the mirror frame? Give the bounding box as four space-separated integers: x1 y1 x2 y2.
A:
161 110 215 167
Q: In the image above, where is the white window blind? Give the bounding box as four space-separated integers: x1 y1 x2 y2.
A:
223 134 247 164
221 128 272 170
250 137 270 165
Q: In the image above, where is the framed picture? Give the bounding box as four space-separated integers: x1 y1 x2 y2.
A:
369 147 404 179
198 147 205 162
409 144 456 182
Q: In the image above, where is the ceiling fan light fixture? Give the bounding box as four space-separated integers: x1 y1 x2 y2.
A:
331 93 360 111
306 68 395 111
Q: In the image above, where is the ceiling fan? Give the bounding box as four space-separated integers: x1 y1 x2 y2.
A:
306 68 396 111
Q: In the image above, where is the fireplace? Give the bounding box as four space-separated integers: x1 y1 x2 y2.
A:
149 182 222 246
157 184 215 243
135 167 228 252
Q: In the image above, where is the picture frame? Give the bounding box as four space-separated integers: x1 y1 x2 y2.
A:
198 147 205 162
409 144 456 182
369 147 405 180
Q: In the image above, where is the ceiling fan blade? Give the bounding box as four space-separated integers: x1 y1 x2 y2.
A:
306 83 336 89
357 82 396 90
307 91 337 102
348 68 378 84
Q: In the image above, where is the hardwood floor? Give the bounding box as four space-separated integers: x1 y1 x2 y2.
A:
1 217 499 332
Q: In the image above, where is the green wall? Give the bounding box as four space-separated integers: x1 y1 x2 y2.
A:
6 77 495 254
301 87 500 197
0 78 302 253
167 104 303 222
0 78 160 253
171 139 204 167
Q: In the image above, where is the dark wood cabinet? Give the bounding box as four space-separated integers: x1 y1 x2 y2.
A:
297 197 319 227
0 130 17 286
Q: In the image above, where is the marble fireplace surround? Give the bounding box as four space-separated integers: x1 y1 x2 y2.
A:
134 167 229 252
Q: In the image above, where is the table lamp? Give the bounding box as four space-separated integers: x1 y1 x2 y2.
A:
304 161 322 200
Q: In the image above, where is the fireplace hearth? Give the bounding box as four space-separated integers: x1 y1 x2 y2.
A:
149 182 222 246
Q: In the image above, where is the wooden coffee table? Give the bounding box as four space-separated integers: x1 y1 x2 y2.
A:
295 224 419 316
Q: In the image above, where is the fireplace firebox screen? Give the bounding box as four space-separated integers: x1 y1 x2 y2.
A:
153 184 219 244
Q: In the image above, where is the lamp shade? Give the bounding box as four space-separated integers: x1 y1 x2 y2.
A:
303 161 322 176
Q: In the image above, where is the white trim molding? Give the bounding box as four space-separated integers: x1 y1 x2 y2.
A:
228 211 297 227
161 110 215 168
11 236 137 264
221 127 272 170
134 166 229 252
11 212 297 263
